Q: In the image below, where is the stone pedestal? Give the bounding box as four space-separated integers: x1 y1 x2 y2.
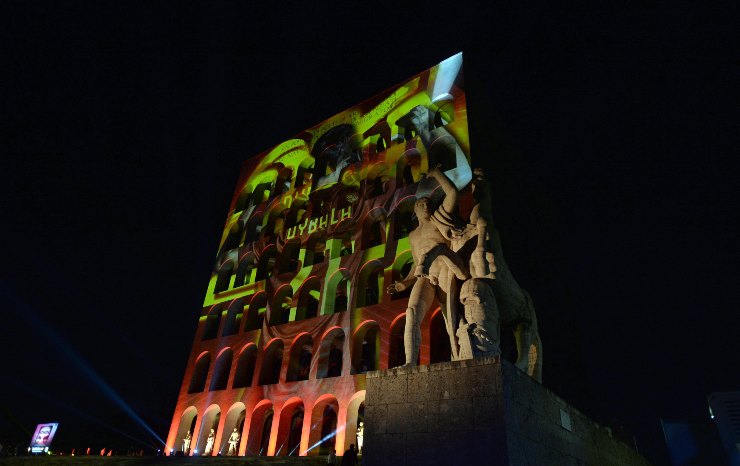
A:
363 357 652 466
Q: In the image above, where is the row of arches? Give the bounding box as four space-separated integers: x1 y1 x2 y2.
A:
174 393 365 457
190 310 452 393
231 140 432 220
205 254 416 340
214 197 419 295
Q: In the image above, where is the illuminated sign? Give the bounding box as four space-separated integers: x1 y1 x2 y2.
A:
29 422 58 453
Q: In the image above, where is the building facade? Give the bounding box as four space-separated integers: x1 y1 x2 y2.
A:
166 53 473 456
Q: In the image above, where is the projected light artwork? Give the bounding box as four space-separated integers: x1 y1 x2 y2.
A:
29 422 58 454
167 53 482 457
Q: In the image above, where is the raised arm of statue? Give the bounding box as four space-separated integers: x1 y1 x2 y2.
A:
427 165 458 215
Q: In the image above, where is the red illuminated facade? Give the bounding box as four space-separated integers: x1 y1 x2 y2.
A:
166 53 469 456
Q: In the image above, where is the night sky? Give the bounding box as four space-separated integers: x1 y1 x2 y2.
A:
1 2 737 464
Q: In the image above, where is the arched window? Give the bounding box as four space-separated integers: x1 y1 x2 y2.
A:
245 402 273 456
429 309 452 364
304 234 326 267
324 269 351 314
243 293 266 331
188 353 211 394
343 392 366 453
389 314 408 368
270 285 293 326
244 212 265 245
274 167 293 195
392 196 417 240
288 408 305 456
258 340 284 385
220 403 246 455
334 278 349 313
286 334 313 382
175 407 198 455
361 209 386 250
209 349 233 391
196 405 221 456
296 277 321 320
307 396 339 456
233 344 257 388
202 306 222 340
222 299 245 337
214 261 234 293
356 261 384 308
276 239 301 274
235 254 256 287
255 246 278 282
295 158 314 188
317 328 344 379
352 322 380 374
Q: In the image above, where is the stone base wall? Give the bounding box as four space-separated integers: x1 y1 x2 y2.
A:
364 357 652 466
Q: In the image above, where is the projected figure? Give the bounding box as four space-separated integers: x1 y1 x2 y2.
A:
34 425 52 446
311 124 363 190
227 428 239 456
204 428 215 455
182 430 191 454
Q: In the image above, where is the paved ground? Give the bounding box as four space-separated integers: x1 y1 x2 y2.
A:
0 456 335 466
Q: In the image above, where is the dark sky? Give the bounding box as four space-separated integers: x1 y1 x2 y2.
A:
1 1 737 463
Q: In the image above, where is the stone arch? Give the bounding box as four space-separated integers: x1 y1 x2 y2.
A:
196 404 221 456
429 307 452 364
276 238 301 274
219 402 246 455
295 276 321 320
270 284 294 326
202 305 223 340
304 233 327 267
274 166 294 196
275 398 305 456
245 400 274 456
324 268 351 314
244 292 267 331
316 327 344 379
396 149 423 186
307 394 339 456
222 298 246 337
391 195 417 240
344 391 366 453
174 406 198 455
258 339 284 385
214 260 234 293
294 156 314 189
360 207 387 250
209 347 233 391
286 333 313 382
388 313 406 369
188 352 211 394
234 252 257 287
244 211 265 245
255 244 278 282
355 260 384 308
233 343 258 388
351 321 380 374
